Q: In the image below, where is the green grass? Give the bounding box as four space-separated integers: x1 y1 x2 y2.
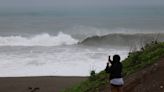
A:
61 42 164 92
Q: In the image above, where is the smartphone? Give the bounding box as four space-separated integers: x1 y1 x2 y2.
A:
108 56 111 62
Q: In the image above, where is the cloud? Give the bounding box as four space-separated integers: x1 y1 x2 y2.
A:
0 0 163 8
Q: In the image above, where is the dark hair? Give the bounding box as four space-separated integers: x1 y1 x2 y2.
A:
113 55 120 62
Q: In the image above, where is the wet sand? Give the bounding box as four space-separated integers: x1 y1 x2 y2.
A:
0 76 88 92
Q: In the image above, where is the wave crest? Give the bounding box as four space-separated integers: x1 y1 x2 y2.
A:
0 32 78 46
79 33 164 46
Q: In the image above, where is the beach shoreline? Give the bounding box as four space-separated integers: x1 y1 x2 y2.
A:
0 76 88 92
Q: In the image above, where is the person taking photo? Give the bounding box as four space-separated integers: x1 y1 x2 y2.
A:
105 55 124 92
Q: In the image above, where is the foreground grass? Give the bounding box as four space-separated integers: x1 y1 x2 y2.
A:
61 42 164 92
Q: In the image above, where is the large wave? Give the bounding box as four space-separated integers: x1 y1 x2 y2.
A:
79 33 164 47
0 32 78 46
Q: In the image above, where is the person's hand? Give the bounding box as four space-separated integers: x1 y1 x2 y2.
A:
108 56 111 62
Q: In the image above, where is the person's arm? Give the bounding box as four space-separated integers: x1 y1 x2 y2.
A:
108 56 113 65
105 62 110 73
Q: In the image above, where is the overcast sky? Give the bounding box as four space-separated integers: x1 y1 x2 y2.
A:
0 0 163 9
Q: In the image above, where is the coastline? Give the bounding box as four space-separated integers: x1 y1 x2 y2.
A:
0 76 88 92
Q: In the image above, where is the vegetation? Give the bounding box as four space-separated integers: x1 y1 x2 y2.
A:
61 42 164 92
123 41 164 76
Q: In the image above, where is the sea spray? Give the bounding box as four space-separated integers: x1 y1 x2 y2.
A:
0 32 78 46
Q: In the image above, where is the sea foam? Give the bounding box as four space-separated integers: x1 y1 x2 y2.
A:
0 46 129 77
0 32 78 46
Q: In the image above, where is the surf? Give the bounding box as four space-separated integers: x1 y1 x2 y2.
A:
0 32 78 46
79 33 164 47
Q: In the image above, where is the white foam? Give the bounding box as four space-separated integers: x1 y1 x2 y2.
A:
0 46 129 77
0 32 78 46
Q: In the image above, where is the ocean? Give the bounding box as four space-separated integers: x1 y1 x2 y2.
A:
0 6 164 77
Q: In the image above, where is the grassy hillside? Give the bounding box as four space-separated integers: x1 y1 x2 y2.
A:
61 42 164 92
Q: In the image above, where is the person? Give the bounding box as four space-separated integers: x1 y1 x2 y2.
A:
105 55 124 92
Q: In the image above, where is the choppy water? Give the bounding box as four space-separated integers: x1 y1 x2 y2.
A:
0 6 164 77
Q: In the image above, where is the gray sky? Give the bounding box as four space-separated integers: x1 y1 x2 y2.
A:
0 0 164 9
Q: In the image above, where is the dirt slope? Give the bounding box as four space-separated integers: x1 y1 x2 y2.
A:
102 57 164 92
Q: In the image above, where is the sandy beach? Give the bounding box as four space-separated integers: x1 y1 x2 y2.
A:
0 76 88 92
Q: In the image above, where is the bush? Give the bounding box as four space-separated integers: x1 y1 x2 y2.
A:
89 70 96 81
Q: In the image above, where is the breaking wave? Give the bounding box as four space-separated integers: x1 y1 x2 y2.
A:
79 33 164 46
0 32 78 46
